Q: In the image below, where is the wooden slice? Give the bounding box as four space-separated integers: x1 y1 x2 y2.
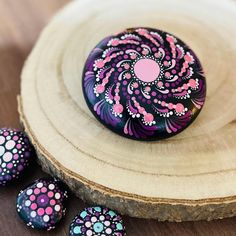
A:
18 0 236 221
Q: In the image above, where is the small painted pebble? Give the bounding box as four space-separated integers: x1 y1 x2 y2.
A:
69 206 126 236
16 178 69 230
0 128 34 186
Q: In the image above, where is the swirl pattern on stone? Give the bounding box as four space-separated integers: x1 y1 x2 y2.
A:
82 27 206 140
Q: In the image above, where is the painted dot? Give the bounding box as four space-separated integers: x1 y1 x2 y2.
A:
85 221 92 228
48 184 55 190
73 226 81 234
41 187 47 193
80 211 87 218
113 104 124 114
96 85 105 94
3 152 13 162
29 194 35 201
31 203 37 210
25 200 31 207
5 140 16 150
46 207 53 215
55 205 61 212
104 221 111 226
50 199 56 206
134 58 160 83
13 136 19 141
0 146 5 156
105 228 112 234
55 192 61 200
7 163 13 169
37 208 45 216
117 223 123 230
43 215 50 222
175 103 185 113
34 188 40 195
48 191 54 198
37 182 43 188
93 222 104 233
0 136 5 145
86 230 93 236
30 211 36 218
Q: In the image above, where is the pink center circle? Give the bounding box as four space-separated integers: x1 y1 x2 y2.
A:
134 58 160 83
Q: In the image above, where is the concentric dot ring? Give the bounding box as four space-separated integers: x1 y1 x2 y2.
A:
82 27 206 141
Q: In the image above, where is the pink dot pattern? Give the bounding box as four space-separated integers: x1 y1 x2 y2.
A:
0 128 34 186
16 178 69 230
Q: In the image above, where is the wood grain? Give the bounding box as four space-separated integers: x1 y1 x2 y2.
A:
19 0 236 221
0 0 236 235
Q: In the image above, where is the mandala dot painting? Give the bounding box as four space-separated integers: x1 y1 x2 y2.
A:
82 27 206 141
16 178 69 230
0 128 35 186
69 206 126 236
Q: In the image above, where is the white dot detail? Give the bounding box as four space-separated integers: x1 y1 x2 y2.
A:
36 182 43 188
87 230 92 236
0 136 5 145
105 228 112 234
55 193 60 199
43 215 50 222
3 152 13 162
26 189 33 195
104 221 110 226
54 205 60 212
5 140 16 150
0 146 5 156
85 221 92 228
25 200 31 207
30 211 36 218
48 184 55 190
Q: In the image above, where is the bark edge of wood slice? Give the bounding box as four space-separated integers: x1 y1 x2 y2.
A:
19 0 236 221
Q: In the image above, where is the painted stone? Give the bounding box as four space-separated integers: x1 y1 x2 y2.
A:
16 178 69 230
69 206 126 236
0 128 34 186
82 27 206 140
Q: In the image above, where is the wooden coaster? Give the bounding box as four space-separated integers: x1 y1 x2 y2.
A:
19 0 236 221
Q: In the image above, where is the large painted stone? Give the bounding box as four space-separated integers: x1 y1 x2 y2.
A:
82 27 206 140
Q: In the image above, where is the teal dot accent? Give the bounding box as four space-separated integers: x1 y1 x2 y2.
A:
93 222 104 233
73 226 81 234
80 211 87 218
94 206 101 212
116 223 123 230
108 210 116 217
